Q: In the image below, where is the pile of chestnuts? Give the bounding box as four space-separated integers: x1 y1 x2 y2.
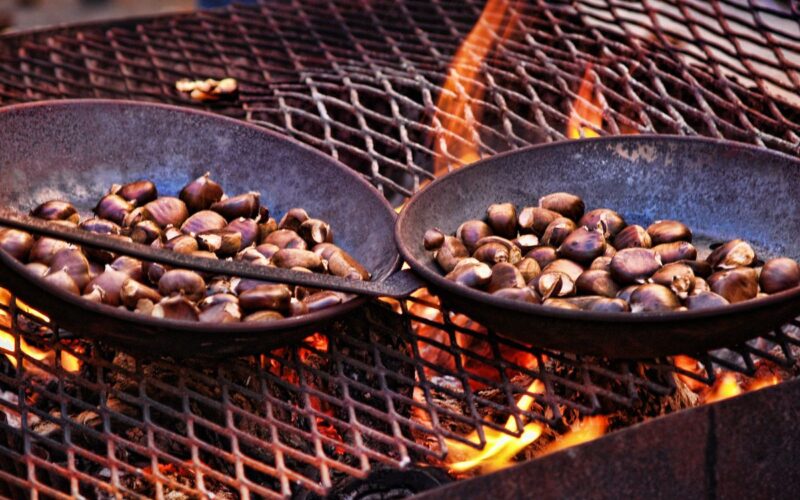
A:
0 174 370 323
424 192 800 313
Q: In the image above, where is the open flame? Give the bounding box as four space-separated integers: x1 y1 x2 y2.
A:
566 63 603 139
705 372 780 404
446 380 544 474
433 0 521 176
0 302 79 373
541 416 609 456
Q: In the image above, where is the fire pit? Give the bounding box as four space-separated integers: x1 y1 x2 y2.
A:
0 0 799 498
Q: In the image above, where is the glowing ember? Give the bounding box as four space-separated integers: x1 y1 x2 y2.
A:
566 63 603 139
705 373 742 403
447 380 544 474
748 375 780 392
673 355 707 391
541 416 609 456
0 304 79 374
433 0 522 175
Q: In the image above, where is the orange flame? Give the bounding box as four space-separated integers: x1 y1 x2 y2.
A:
433 0 521 175
447 380 544 473
704 373 742 403
0 304 79 374
541 416 609 456
566 63 602 139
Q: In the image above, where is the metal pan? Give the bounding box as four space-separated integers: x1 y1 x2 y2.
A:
396 136 800 358
0 100 401 357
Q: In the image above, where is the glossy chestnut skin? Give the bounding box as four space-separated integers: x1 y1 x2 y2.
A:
541 217 576 247
239 284 292 312
435 236 469 273
278 208 309 232
492 287 540 304
579 208 626 237
708 267 759 303
557 226 606 264
534 271 575 299
629 284 681 313
707 239 756 270
144 197 189 228
179 173 223 212
0 229 34 261
31 200 80 223
117 179 158 205
157 269 206 301
650 262 695 299
487 262 525 292
211 192 261 220
271 249 324 271
181 210 227 235
457 220 493 254
525 246 558 269
445 259 493 288
759 257 800 294
686 291 729 310
518 207 561 236
610 248 661 284
538 192 585 221
152 296 199 321
613 225 651 249
646 220 692 245
575 269 619 298
652 241 698 264
486 203 517 239
94 194 133 225
423 228 445 251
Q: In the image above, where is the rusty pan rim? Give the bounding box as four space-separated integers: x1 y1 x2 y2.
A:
395 134 800 326
0 99 402 337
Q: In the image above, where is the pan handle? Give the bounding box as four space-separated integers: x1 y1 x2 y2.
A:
0 209 424 299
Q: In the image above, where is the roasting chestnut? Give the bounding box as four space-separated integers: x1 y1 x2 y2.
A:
534 271 575 299
271 248 324 272
542 298 581 310
327 250 370 280
575 270 619 298
685 291 729 310
486 203 517 238
610 248 661 284
278 208 310 232
445 258 493 288
43 268 80 295
541 217 576 247
515 257 541 284
181 210 228 235
557 226 606 264
538 192 584 221
144 197 189 228
512 234 539 254
525 246 558 269
435 236 469 273
199 302 242 323
50 247 91 289
457 220 493 254
759 257 800 294
579 208 626 237
518 207 561 236
629 284 681 313
650 262 695 299
164 234 200 255
197 229 243 256
239 284 292 312
110 255 144 281
157 269 206 301
117 179 158 205
120 279 162 309
423 228 446 251
589 256 612 273
179 173 224 212
80 217 121 235
582 297 630 313
613 225 651 249
302 291 345 313
473 242 515 265
211 192 261 220
708 267 759 303
646 220 692 245
0 228 34 260
652 241 698 264
94 194 134 225
486 262 525 292
130 220 162 244
542 259 583 282
152 296 199 321
244 310 285 322
492 287 539 304
31 200 79 223
84 265 130 306
707 239 756 270
298 219 333 246
263 229 307 250
227 217 260 247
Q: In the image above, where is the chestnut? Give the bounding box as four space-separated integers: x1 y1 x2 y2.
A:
589 256 612 273
435 236 469 273
578 208 626 237
515 257 541 284
117 179 158 205
652 241 698 264
289 297 310 317
278 208 310 232
542 259 583 282
120 279 162 309
110 255 144 281
94 194 134 225
199 302 242 323
708 267 758 303
144 197 189 228
80 218 121 235
582 297 630 313
29 237 71 265
302 291 345 313
707 239 756 270
122 207 149 228
197 229 243 256
445 258 493 288
486 203 517 239
180 210 227 235
25 262 49 277
298 219 333 247
235 247 269 267
227 217 260 247
679 259 712 278
244 310 285 322
557 226 606 264
759 257 800 294
685 291 729 310
254 244 280 261
646 220 692 245
211 192 261 221
43 268 80 295
616 285 638 302
258 218 279 242
613 225 651 249
31 200 79 223
512 234 539 254
130 220 162 244
487 262 525 292
575 269 619 298
152 296 199 321
534 271 575 299
650 262 695 299
517 207 561 236
525 246 558 269
492 287 539 304
610 248 661 284
157 269 206 301
629 284 681 313
179 173 223 212
541 217 576 247
0 228 34 260
327 250 370 280
457 220 493 253
164 234 199 255
263 229 307 250
538 192 585 221
271 248 324 272
542 298 581 310
84 265 130 306
239 284 292 312
473 242 514 265
50 247 91 289
690 277 711 295
198 293 238 311
423 228 446 251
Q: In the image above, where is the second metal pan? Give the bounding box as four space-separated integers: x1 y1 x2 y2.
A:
0 100 401 357
395 136 800 358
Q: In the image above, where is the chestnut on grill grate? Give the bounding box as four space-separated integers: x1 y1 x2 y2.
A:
424 192 800 313
1 174 370 323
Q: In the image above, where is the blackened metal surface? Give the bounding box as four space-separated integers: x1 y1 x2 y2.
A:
412 377 800 500
0 100 400 356
397 136 800 358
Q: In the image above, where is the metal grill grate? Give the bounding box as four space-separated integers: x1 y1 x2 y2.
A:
0 0 799 497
